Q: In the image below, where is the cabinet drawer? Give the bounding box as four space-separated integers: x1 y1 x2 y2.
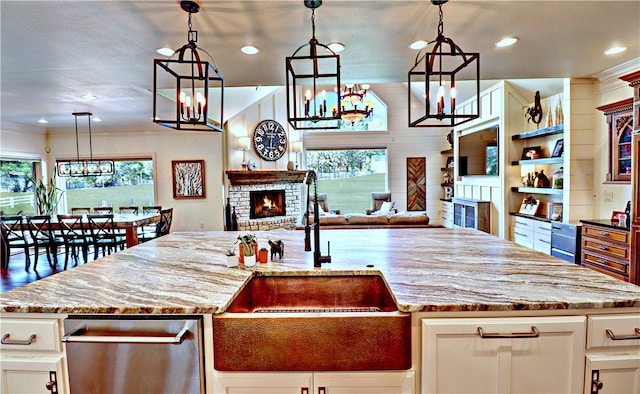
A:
583 225 629 244
533 236 551 254
534 220 552 233
0 318 60 352
582 251 629 278
514 217 534 231
583 238 630 260
587 314 640 349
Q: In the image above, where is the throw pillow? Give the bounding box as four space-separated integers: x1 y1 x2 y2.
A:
377 201 395 215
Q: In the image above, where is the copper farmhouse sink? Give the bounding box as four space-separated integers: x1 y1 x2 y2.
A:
213 274 411 371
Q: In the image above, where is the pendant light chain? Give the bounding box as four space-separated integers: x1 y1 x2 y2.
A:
437 3 444 39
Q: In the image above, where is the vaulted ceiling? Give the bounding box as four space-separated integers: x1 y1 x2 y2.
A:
1 0 638 130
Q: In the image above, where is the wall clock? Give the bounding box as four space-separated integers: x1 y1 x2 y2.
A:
253 119 288 161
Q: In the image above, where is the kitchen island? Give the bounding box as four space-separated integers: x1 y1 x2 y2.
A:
1 228 639 393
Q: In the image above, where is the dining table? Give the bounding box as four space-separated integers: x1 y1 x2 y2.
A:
1 212 162 270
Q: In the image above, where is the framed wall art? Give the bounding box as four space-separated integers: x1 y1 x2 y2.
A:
519 196 540 216
521 146 542 160
551 139 564 157
407 157 426 211
172 159 206 199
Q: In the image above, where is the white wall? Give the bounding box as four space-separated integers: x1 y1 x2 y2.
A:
45 124 224 232
0 124 47 170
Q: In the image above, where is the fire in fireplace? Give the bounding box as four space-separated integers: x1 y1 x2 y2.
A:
250 190 286 219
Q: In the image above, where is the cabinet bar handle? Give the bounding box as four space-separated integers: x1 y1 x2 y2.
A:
477 326 539 339
597 245 609 250
514 231 529 237
597 231 609 236
1 333 36 345
62 324 190 344
605 328 640 341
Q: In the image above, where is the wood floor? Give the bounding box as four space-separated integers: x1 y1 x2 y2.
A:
1 250 96 293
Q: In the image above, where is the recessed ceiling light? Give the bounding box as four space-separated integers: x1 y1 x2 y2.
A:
82 94 97 100
241 45 259 55
328 42 345 53
604 46 628 55
409 40 428 50
156 47 175 57
92 117 102 122
496 37 518 48
37 118 48 124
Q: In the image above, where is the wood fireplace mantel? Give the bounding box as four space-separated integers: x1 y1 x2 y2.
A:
225 170 309 185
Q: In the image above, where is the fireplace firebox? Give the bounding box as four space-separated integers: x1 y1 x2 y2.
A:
250 190 286 219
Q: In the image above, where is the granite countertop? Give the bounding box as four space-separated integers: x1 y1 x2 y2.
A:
580 218 631 231
1 228 638 314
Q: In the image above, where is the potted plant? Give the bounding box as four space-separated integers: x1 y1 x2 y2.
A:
224 248 237 268
236 233 257 266
28 172 64 215
258 247 269 264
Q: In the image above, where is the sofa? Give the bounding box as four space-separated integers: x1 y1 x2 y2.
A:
304 192 432 228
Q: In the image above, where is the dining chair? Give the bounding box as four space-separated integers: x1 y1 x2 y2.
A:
93 207 114 214
0 215 33 271
86 214 126 259
70 207 92 214
138 206 162 238
56 214 91 269
25 215 64 271
119 206 139 215
139 208 173 243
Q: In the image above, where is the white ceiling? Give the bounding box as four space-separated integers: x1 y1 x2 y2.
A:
1 0 639 130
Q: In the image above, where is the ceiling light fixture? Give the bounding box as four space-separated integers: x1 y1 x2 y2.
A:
496 37 518 48
286 0 341 130
37 119 48 124
332 83 373 125
241 45 259 55
156 47 175 57
409 40 428 50
327 42 345 53
57 112 115 177
604 46 628 55
153 0 224 132
408 0 480 128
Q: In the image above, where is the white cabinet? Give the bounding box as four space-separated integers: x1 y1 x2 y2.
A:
439 200 453 228
0 315 67 394
584 314 640 394
213 370 415 394
422 316 586 394
513 216 551 254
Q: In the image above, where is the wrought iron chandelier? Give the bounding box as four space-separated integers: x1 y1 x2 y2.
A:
57 112 115 177
153 0 224 132
286 0 341 130
408 0 479 128
332 83 373 125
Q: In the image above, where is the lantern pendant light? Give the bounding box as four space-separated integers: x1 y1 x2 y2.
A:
153 0 224 132
408 0 480 128
286 0 341 130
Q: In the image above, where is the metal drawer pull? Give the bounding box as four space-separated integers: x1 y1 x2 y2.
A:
597 231 609 236
597 245 609 250
1 333 36 345
62 323 190 344
605 328 640 341
477 326 539 339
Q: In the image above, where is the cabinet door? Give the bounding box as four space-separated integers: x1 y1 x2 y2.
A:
0 355 65 394
585 354 640 394
212 372 312 394
314 371 415 394
422 316 586 394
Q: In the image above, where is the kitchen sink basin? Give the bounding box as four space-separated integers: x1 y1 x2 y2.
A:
213 274 411 371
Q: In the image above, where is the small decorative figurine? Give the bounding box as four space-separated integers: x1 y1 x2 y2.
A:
525 91 543 125
269 240 284 260
534 170 551 188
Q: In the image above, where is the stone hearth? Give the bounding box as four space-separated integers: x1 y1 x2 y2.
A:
226 170 307 231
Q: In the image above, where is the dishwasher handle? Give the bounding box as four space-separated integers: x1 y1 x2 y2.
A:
62 323 190 344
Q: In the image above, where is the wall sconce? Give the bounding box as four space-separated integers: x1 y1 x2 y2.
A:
408 0 480 128
153 0 224 132
238 136 250 170
292 141 303 170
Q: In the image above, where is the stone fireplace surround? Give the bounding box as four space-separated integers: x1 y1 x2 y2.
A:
225 170 307 231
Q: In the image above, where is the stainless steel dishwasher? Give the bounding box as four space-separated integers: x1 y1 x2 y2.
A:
62 316 204 394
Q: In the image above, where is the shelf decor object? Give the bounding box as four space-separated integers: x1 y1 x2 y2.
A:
172 159 206 199
56 112 115 177
286 0 341 130
153 1 224 132
407 0 480 128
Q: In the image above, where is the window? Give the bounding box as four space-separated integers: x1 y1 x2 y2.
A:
58 159 155 212
0 159 37 215
305 149 387 214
